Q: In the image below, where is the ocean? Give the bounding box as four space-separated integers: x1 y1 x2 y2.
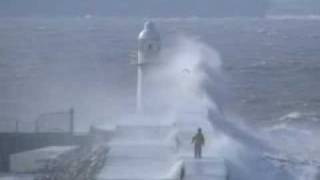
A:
1 17 320 128
1 16 320 179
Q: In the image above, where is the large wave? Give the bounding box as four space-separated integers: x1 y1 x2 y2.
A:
167 37 320 180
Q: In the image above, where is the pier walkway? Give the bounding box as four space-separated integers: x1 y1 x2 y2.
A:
97 120 227 180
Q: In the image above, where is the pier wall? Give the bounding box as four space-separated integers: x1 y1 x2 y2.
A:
0 132 90 172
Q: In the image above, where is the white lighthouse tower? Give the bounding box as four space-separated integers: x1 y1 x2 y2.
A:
136 21 161 112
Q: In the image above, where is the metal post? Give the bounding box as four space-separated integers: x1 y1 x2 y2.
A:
15 120 19 133
70 108 74 135
35 119 39 133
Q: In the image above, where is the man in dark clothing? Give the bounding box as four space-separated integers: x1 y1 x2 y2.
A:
191 128 205 159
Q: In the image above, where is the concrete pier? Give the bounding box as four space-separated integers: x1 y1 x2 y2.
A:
183 158 227 180
97 123 181 180
97 119 227 180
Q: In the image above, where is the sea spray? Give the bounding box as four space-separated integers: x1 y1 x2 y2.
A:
120 35 313 179
158 36 295 180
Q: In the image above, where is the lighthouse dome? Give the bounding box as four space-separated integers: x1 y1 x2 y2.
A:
138 21 161 63
138 21 160 41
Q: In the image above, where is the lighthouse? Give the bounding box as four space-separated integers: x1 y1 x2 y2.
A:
136 21 161 112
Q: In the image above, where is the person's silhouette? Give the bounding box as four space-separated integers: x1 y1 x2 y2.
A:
191 128 205 159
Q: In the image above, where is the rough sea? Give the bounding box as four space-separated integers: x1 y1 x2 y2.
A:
0 16 320 179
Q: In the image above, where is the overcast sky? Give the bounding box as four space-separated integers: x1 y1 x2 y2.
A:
0 0 318 18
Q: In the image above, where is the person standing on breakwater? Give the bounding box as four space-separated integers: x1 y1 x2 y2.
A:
192 128 205 159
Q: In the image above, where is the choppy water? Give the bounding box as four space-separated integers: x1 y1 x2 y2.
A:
1 17 320 129
1 16 320 179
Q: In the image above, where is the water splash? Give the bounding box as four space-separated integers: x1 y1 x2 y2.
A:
162 37 301 180
113 34 318 180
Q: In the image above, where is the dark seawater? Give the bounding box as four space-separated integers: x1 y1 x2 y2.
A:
0 17 320 131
